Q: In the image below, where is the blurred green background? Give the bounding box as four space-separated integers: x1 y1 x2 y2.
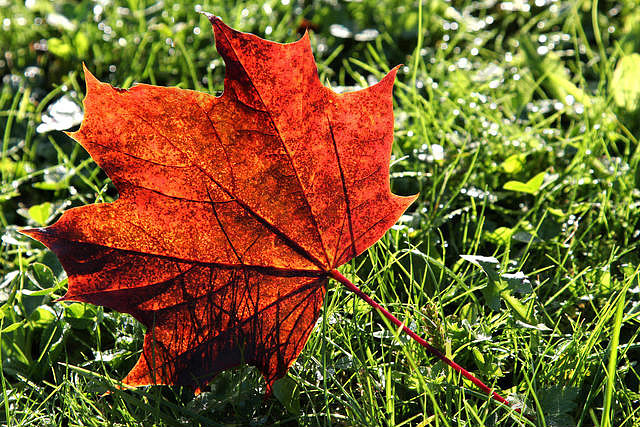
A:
2 0 640 426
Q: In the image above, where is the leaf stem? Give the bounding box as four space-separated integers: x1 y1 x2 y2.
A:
328 269 522 415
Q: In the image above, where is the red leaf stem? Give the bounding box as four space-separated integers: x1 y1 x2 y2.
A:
329 268 522 414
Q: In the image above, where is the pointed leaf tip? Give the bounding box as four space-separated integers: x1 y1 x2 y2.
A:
81 64 100 92
389 64 402 78
18 227 44 239
19 227 52 247
200 11 221 23
207 13 229 33
374 65 400 94
401 193 419 208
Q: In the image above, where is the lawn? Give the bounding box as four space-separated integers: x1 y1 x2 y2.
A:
2 0 640 425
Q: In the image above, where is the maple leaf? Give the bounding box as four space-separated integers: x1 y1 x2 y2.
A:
22 16 520 414
22 15 415 392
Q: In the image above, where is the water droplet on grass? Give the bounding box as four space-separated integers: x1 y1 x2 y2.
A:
354 29 379 42
329 24 352 39
37 96 83 134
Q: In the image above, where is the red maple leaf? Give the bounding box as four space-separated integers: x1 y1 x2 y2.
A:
23 15 414 391
23 15 518 412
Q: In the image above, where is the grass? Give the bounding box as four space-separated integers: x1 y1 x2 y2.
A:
2 0 640 425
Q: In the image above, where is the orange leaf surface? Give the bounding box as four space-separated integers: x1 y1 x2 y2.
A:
22 15 416 392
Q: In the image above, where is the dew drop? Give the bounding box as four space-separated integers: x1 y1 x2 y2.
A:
537 46 549 55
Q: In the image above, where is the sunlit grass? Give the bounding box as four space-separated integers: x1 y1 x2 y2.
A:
2 0 640 426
